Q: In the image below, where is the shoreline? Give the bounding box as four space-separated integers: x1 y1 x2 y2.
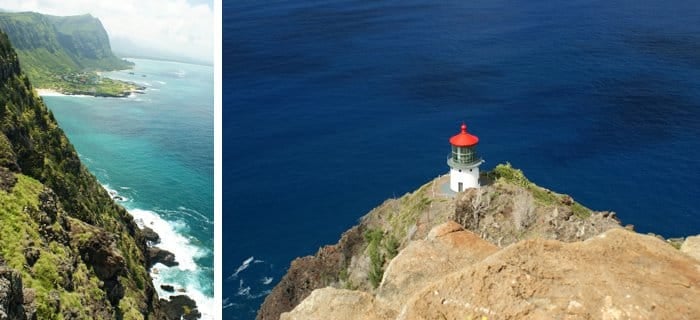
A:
104 186 213 319
35 88 68 97
35 87 144 98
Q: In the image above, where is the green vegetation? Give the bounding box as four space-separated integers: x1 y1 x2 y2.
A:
364 229 384 288
0 12 137 97
0 29 154 318
490 163 593 218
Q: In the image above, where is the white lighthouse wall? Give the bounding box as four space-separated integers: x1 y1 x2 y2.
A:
450 167 480 192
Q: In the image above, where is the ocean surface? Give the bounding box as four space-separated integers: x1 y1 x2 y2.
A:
41 58 214 318
224 0 700 318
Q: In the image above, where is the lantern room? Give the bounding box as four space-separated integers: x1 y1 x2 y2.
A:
447 123 484 192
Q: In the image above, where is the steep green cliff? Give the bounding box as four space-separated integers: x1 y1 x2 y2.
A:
0 29 162 319
0 12 137 97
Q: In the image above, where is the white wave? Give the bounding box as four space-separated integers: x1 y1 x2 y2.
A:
171 206 212 224
102 184 129 202
156 81 167 85
237 280 250 296
230 256 254 279
235 280 271 300
222 297 240 309
130 208 203 271
261 277 273 285
129 208 213 319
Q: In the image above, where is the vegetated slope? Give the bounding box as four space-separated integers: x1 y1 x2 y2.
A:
0 30 161 319
0 11 135 96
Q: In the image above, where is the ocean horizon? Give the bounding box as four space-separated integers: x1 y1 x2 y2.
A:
225 0 700 318
42 58 215 318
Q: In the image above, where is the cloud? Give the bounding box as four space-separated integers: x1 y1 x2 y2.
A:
1 0 213 63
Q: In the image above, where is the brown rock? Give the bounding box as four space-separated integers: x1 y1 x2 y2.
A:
377 222 497 311
681 235 700 261
257 225 365 320
400 228 700 319
280 288 392 320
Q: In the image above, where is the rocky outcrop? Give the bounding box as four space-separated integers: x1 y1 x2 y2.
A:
159 295 201 320
282 223 700 319
257 226 366 320
281 288 393 320
148 247 179 268
0 267 34 320
376 221 498 312
142 226 161 244
259 165 623 319
681 235 700 261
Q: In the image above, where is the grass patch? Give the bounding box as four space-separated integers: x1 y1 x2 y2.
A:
491 163 594 218
364 229 384 288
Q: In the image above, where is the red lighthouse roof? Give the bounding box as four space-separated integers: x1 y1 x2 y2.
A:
449 123 479 147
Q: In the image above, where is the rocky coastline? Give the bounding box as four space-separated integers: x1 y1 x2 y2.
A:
106 191 202 320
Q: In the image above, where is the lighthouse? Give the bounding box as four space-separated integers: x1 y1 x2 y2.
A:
447 123 484 192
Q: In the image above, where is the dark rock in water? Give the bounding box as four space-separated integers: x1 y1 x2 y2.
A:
113 196 125 201
160 295 201 320
142 227 160 244
148 247 179 268
160 285 175 293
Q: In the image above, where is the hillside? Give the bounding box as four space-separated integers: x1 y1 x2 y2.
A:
0 12 139 97
258 164 699 319
0 30 193 319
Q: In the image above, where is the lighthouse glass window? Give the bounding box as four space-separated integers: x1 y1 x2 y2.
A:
452 146 476 164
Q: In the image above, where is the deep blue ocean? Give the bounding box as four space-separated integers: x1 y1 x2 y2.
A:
42 58 214 318
224 0 700 318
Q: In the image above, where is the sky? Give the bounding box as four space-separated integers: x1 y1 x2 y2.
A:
2 0 214 64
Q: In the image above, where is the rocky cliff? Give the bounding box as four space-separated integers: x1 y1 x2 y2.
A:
259 164 699 319
0 30 184 319
281 223 700 319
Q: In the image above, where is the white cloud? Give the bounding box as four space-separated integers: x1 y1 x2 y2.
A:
2 0 213 63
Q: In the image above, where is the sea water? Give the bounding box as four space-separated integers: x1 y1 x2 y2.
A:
41 58 214 318
226 0 700 318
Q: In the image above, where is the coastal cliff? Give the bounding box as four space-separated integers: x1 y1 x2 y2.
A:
0 30 191 319
0 11 139 97
259 164 700 319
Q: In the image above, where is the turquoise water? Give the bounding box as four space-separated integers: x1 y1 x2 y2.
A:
42 58 214 317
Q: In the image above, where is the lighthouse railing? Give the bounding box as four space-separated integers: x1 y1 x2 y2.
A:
447 154 483 169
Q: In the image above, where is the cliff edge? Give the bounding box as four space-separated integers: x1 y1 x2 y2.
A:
259 164 698 319
282 223 700 319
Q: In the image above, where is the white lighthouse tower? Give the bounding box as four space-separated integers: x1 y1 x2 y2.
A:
447 123 484 192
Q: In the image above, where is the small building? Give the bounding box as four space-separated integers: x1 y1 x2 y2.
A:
447 123 484 192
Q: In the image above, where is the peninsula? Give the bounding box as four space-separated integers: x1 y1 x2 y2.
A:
0 12 142 97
